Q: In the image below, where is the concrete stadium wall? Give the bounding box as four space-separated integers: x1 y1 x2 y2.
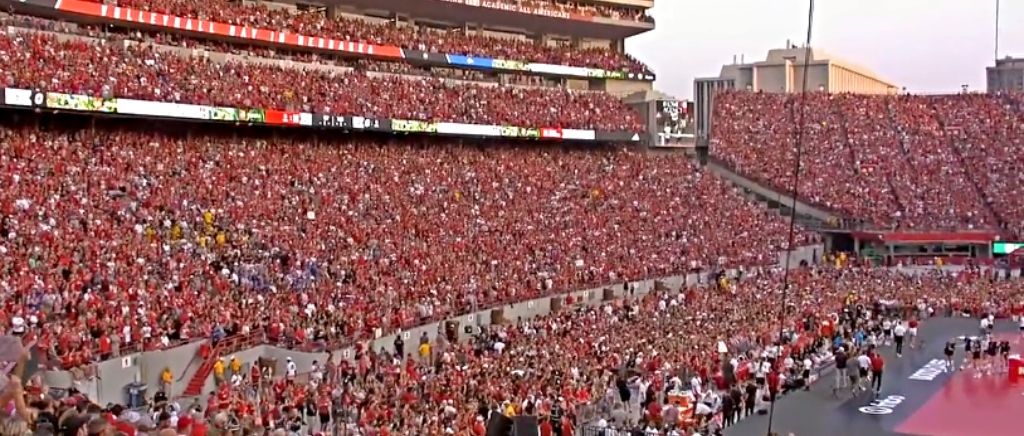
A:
42 245 822 405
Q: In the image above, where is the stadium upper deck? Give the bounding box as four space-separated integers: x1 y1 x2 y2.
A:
6 0 655 95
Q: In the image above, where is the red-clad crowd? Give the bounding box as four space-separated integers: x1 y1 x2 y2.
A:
712 91 1024 234
79 0 651 72
193 266 1024 436
0 113 808 369
0 15 554 89
0 33 642 131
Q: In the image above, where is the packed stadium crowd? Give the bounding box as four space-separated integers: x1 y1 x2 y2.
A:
0 32 643 131
711 91 1024 235
185 266 1024 436
0 114 809 371
73 0 651 73
2 1 1024 436
0 15 555 89
7 264 1022 436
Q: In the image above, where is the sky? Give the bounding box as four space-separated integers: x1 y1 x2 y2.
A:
626 0 1024 99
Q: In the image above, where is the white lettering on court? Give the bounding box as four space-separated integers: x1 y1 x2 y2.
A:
859 395 906 415
909 359 947 381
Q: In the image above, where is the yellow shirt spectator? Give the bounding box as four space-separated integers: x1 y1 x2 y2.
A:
161 369 172 384
216 232 226 246
230 356 242 373
213 360 225 378
418 343 430 359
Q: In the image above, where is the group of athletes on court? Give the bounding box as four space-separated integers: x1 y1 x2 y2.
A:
830 312 1021 397
940 314 1015 378
831 313 918 398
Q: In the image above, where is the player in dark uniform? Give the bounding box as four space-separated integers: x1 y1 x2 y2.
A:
985 340 999 374
998 341 1012 373
943 339 956 372
970 338 983 376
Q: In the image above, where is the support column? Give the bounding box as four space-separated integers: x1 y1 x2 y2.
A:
326 6 338 19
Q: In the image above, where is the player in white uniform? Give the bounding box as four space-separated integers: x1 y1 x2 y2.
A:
855 353 872 394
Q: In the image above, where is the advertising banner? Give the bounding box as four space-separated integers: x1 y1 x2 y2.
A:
404 50 449 65
595 131 642 142
209 107 240 121
312 114 392 132
264 109 310 126
51 0 404 58
393 119 439 134
1 88 623 143
45 92 117 113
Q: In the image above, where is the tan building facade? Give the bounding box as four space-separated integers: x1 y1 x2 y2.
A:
692 46 898 143
702 47 899 95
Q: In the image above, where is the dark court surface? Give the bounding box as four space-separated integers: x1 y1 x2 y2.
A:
724 318 1021 436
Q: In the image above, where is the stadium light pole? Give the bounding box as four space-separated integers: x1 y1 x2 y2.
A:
995 0 1001 62
765 0 814 434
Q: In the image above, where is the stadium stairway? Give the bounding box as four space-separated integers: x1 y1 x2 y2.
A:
181 342 222 397
928 101 1008 229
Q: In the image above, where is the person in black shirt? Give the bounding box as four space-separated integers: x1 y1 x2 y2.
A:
944 339 956 371
729 386 742 424
394 335 405 359
833 347 849 395
549 401 564 436
969 338 983 374
999 341 1012 373
743 382 757 417
152 390 168 407
721 393 736 427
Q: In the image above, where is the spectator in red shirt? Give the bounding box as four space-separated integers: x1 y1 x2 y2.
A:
870 351 885 395
539 417 553 436
766 371 780 401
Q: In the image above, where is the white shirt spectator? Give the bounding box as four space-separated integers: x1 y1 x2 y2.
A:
894 324 907 337
857 355 871 369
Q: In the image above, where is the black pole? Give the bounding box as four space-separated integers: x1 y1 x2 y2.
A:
765 1 815 435
995 0 1001 62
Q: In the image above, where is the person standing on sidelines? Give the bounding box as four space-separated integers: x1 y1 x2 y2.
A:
856 350 872 395
832 346 848 396
893 321 907 357
869 350 885 397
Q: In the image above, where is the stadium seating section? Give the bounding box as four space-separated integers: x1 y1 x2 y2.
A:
712 91 1024 235
0 114 810 368
75 0 651 72
4 4 1024 435
0 32 643 131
